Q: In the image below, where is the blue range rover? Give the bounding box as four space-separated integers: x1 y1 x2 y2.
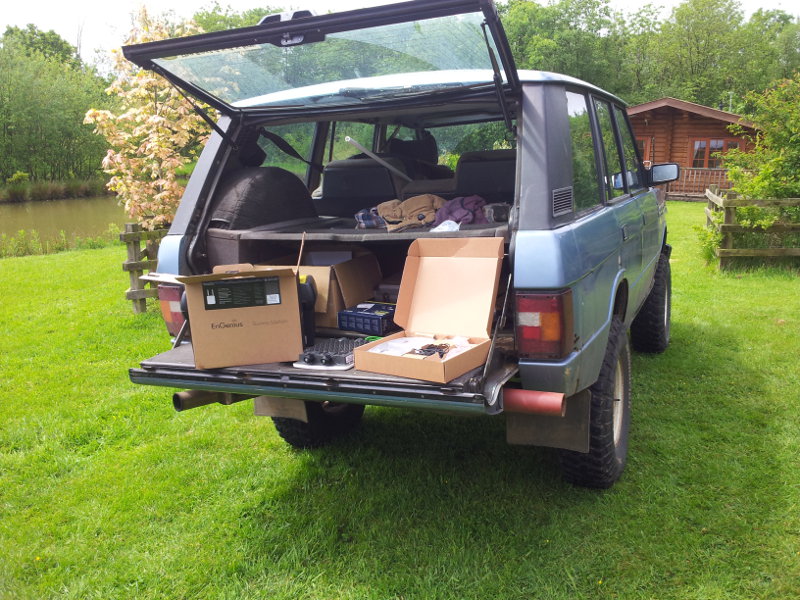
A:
124 0 679 488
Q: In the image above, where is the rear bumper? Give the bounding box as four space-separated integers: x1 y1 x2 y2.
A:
130 343 519 415
130 366 489 415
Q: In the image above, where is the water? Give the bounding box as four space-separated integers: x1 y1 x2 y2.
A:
0 196 130 242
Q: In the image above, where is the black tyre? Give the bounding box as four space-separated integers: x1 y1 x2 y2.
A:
559 316 631 489
630 250 671 353
272 401 365 449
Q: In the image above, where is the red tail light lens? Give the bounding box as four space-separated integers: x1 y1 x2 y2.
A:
515 290 573 359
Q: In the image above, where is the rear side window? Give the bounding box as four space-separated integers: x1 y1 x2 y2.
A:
613 105 645 193
565 91 602 212
256 122 316 179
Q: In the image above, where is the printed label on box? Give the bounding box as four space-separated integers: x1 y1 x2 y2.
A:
201 277 281 310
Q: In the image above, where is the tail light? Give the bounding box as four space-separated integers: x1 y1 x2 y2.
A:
515 290 573 360
157 283 186 337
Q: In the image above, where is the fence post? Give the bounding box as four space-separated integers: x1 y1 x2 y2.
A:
120 223 166 314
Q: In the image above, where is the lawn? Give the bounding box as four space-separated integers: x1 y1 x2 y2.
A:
1 201 798 599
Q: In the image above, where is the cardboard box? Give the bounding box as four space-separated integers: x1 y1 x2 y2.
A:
262 250 382 329
354 238 504 383
177 264 302 369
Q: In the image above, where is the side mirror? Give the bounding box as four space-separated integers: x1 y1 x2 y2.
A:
649 163 680 185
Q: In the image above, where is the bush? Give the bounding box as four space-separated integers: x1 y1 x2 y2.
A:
0 224 121 258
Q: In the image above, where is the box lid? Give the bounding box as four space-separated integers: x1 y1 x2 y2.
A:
176 263 296 284
394 237 503 339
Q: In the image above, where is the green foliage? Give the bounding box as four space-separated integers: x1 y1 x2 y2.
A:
502 0 800 107
6 171 30 184
0 178 107 203
193 3 280 31
694 211 724 263
724 73 800 200
0 223 120 258
0 29 111 182
2 24 80 67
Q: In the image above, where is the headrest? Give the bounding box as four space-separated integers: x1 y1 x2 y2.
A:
386 131 438 165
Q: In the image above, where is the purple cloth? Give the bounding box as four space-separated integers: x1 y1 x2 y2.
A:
433 195 488 227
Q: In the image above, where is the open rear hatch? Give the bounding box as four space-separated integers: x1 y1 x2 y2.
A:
121 0 519 119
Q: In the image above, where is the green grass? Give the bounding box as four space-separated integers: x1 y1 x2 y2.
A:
1 201 799 599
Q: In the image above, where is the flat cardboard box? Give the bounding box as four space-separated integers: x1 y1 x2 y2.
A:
261 250 382 328
354 237 504 383
177 264 302 369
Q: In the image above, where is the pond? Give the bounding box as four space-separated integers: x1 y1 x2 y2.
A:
0 196 130 243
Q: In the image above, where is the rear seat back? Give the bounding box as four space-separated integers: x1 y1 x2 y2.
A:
315 157 409 217
454 149 517 203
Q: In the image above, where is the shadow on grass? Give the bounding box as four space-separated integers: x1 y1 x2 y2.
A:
220 318 789 597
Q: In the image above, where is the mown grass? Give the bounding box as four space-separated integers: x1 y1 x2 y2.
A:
1 202 798 599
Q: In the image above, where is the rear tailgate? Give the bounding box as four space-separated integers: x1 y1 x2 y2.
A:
130 337 517 415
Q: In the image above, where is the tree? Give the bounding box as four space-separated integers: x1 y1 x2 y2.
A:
655 0 744 106
724 73 800 200
0 29 108 181
193 3 279 32
85 8 210 229
2 24 79 67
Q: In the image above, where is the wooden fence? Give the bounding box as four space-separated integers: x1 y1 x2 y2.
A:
120 223 168 313
705 185 800 269
666 168 733 198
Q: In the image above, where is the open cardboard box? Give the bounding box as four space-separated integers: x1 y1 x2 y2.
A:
354 237 504 383
260 249 382 328
177 264 302 370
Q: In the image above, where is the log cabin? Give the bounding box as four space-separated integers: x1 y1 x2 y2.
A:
627 97 755 197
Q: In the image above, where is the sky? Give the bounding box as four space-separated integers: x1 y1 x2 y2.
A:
3 0 799 65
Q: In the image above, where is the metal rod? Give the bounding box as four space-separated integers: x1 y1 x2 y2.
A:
344 136 412 182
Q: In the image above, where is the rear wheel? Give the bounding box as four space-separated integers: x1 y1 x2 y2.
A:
272 401 365 449
559 316 631 488
631 250 671 353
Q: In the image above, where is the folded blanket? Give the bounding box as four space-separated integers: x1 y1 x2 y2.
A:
433 195 488 227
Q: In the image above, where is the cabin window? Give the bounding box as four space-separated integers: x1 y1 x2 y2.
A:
690 138 740 168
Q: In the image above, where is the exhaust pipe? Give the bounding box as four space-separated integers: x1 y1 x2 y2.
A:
503 388 565 417
172 390 251 412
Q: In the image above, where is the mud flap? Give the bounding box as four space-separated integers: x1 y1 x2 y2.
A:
254 396 309 422
505 389 590 452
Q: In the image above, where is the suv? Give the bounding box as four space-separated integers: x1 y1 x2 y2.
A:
124 0 679 488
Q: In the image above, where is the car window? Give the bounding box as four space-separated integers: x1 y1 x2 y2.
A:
428 121 515 169
256 122 316 179
566 91 603 212
613 105 645 193
593 99 626 201
325 122 376 162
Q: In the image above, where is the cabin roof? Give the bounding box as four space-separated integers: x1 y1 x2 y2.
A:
627 97 754 128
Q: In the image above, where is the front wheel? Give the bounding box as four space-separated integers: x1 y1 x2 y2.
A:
272 401 365 449
559 316 631 488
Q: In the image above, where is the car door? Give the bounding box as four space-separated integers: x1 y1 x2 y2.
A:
613 104 663 274
592 97 644 298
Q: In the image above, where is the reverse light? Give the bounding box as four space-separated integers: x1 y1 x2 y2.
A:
515 290 574 359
